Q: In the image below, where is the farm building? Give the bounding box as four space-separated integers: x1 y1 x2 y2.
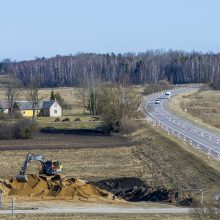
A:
14 100 62 117
41 100 62 117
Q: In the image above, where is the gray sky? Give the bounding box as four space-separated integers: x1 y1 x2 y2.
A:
1 0 220 61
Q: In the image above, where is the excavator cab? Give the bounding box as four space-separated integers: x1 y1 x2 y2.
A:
16 154 63 183
43 160 63 175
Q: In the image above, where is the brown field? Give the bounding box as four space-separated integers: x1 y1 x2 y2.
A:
0 133 136 151
168 89 220 134
0 123 219 201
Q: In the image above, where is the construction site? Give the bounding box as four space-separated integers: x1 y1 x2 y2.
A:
0 119 219 218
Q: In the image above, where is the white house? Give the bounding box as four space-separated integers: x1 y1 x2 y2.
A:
41 100 62 117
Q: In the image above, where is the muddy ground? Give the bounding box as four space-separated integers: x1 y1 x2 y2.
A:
0 132 138 150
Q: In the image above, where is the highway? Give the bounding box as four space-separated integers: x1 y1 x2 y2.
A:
144 86 220 161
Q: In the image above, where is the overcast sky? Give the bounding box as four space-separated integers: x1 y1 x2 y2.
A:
1 0 220 61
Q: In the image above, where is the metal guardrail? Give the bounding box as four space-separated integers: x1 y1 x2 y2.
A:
143 86 220 161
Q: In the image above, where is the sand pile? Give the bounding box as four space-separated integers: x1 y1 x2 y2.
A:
0 175 119 202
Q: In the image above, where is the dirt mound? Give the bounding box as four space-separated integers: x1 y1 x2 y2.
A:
95 177 178 202
0 175 119 202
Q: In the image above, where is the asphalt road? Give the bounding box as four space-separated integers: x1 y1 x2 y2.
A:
144 86 220 161
0 207 192 214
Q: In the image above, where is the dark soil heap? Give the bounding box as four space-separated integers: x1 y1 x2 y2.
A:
95 177 178 203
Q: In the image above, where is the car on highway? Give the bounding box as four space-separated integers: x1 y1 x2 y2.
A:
154 99 160 104
165 91 171 99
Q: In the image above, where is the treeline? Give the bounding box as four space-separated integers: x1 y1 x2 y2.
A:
1 50 220 88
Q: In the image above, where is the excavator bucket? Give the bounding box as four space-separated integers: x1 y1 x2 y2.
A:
16 175 28 182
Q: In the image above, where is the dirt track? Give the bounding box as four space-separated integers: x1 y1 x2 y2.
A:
0 133 138 151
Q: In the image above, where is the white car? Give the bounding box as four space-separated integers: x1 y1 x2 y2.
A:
165 91 171 99
154 99 160 104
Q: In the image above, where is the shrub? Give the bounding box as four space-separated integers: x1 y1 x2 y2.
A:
54 118 60 122
119 120 140 135
12 118 38 139
0 123 12 139
89 116 100 121
74 117 81 122
0 112 9 120
62 118 70 122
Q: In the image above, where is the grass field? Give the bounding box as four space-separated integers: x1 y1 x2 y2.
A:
0 86 85 115
36 115 101 129
168 89 220 134
0 76 145 116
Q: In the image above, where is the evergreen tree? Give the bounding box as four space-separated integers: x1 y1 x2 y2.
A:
50 90 55 100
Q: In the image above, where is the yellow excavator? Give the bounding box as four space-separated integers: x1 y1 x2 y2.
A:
16 153 63 182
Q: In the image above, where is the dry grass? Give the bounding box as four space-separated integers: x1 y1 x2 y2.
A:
36 115 101 129
0 84 145 116
168 89 220 135
0 213 193 220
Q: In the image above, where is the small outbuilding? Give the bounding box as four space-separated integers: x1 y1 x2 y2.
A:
41 100 62 117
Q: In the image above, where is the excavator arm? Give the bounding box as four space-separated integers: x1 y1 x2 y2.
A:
17 154 47 182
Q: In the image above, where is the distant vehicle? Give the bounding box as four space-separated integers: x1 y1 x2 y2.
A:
165 91 171 99
154 99 160 104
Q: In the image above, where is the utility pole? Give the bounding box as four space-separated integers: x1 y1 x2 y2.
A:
0 190 2 209
11 196 14 216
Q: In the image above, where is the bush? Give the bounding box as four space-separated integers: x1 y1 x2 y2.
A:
89 116 100 121
0 118 38 140
119 120 140 135
12 118 38 139
0 123 12 139
54 117 60 122
62 118 70 122
0 112 9 120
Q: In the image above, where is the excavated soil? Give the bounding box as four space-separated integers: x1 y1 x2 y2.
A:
0 174 120 202
95 177 178 203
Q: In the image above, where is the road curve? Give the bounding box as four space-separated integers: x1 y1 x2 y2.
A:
143 86 220 161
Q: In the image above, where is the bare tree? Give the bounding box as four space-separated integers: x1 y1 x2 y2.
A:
85 73 100 115
3 77 20 119
27 77 41 121
95 84 141 133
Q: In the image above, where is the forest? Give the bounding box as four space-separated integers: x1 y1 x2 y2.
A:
1 50 220 89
